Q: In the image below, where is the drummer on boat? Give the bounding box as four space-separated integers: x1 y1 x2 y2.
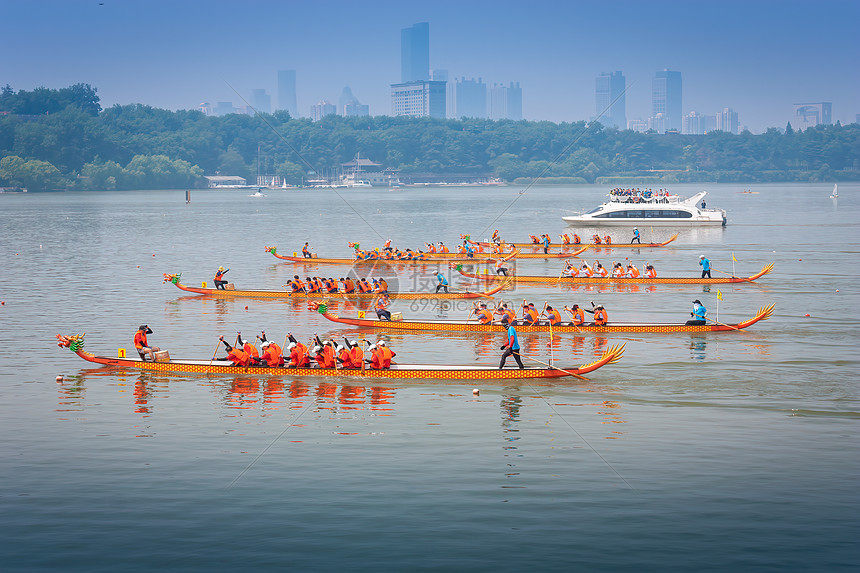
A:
214 266 230 290
134 325 160 361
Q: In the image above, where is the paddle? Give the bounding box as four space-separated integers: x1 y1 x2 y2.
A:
704 316 744 331
712 267 738 278
519 352 589 380
207 338 223 375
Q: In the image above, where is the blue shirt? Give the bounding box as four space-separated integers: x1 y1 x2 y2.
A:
700 257 711 271
633 229 640 238
542 236 550 247
692 303 707 320
506 325 520 350
436 273 448 286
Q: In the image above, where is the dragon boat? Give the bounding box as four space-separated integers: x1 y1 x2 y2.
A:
265 246 520 265
312 303 775 334
162 273 505 299
56 334 623 380
453 263 774 285
463 233 678 249
409 247 587 259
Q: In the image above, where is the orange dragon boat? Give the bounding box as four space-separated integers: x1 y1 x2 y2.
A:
464 233 678 249
416 247 587 259
453 263 774 285
312 303 775 334
56 334 623 380
162 273 505 300
265 246 520 265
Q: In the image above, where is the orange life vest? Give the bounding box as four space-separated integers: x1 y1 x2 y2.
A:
379 346 394 368
228 347 250 366
646 267 657 278
546 309 561 325
571 308 585 325
524 308 539 324
476 309 493 324
134 331 148 350
594 308 608 326
349 346 364 368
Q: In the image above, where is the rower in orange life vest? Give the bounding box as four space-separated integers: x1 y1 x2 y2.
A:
580 261 594 276
603 234 612 245
438 242 449 254
559 233 571 245
383 238 392 251
611 262 625 277
474 302 494 324
584 302 608 325
572 233 581 244
592 234 602 244
286 333 310 368
214 266 230 289
347 339 364 368
312 336 337 368
626 264 640 278
336 341 353 368
645 263 657 278
425 242 437 253
562 261 579 277
491 229 501 244
218 336 250 366
376 340 396 368
594 262 609 277
286 275 305 293
237 333 264 365
521 300 540 325
543 305 562 325
302 242 312 258
259 331 284 366
134 325 160 361
493 303 515 324
563 304 585 326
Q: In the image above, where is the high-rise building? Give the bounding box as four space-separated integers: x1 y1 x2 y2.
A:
277 70 297 118
338 87 369 117
489 82 522 121
793 102 832 129
595 71 626 129
455 77 487 119
716 107 739 134
250 89 271 114
390 81 446 118
310 100 336 121
652 69 682 133
431 69 454 118
401 22 430 82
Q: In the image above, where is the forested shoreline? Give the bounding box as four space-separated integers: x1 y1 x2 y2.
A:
1 84 857 191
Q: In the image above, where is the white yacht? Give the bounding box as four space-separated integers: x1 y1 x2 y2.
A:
562 190 726 226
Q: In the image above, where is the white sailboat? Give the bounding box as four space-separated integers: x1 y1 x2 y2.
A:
830 184 838 199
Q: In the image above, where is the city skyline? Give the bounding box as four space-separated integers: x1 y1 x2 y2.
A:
2 0 858 132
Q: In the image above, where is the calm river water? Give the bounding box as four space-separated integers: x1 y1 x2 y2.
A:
1 183 858 571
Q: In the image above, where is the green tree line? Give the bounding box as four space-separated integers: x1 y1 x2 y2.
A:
1 83 858 191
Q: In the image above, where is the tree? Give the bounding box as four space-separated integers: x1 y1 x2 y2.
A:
0 155 63 191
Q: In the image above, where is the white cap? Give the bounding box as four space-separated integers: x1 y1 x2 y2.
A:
377 340 386 346
313 345 322 353
336 345 344 352
700 255 705 259
350 340 358 346
368 344 377 350
261 341 270 347
288 342 297 350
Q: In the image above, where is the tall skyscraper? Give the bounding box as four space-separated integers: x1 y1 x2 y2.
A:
401 22 430 82
652 69 682 133
250 89 271 114
489 82 522 121
277 70 297 118
455 77 487 119
391 22 444 118
595 71 626 129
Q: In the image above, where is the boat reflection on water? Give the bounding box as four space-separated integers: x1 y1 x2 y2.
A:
690 334 707 361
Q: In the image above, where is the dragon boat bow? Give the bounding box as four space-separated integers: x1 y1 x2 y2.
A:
315 304 775 334
163 273 505 299
454 263 774 285
57 334 621 380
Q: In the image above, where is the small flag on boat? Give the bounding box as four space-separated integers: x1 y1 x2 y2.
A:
732 252 737 262
717 289 723 300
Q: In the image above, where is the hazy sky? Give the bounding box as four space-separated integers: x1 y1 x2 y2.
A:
3 0 858 132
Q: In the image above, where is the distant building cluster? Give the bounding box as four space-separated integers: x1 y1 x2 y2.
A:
198 22 841 132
